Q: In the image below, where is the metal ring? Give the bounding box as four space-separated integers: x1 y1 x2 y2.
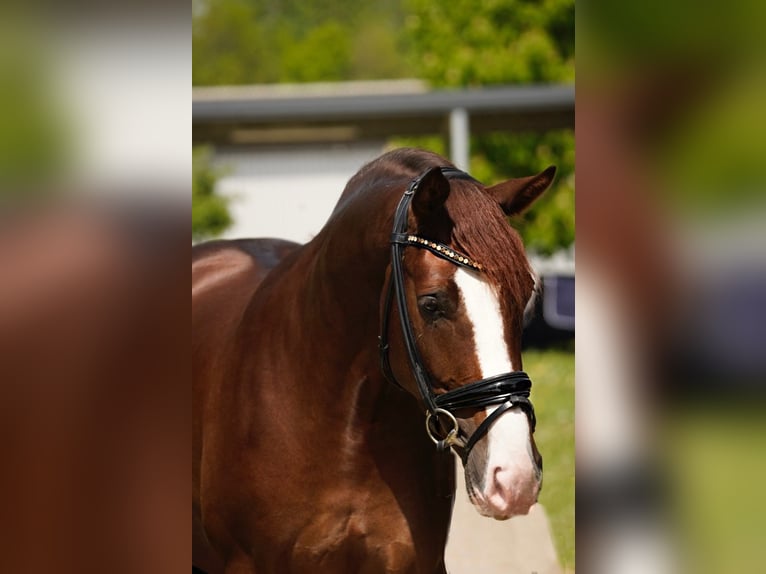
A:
425 408 460 451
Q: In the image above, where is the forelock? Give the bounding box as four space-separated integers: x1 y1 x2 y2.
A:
445 180 534 310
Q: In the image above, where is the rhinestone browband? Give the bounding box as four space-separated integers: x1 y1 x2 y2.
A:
390 233 484 271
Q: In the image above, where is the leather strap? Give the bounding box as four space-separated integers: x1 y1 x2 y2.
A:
378 166 537 460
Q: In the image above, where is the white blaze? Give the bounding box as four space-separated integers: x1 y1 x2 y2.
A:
453 268 534 484
453 268 512 376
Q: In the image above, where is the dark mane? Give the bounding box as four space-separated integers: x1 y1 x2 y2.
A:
447 179 535 311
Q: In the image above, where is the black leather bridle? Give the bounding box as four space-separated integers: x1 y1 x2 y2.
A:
378 167 536 464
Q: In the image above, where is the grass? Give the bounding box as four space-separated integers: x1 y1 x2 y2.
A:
523 347 575 571
666 404 766 574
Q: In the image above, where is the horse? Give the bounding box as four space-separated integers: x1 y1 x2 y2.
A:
192 148 556 574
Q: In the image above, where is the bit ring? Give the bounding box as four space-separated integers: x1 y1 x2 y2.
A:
425 408 460 451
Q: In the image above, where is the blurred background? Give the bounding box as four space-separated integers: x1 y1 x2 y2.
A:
577 1 766 573
0 2 189 574
192 1 575 573
0 2 188 196
12 1 766 573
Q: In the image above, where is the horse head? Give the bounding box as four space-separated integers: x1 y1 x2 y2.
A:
381 161 556 520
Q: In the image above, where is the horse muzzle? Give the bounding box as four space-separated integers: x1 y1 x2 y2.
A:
482 462 541 519
466 408 542 520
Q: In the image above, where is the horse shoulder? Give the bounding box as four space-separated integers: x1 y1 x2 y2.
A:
193 237 301 574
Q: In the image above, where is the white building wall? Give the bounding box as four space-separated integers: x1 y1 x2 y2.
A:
214 143 385 244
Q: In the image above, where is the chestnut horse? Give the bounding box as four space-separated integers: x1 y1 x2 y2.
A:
193 148 555 574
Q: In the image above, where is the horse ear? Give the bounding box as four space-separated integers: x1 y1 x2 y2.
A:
411 167 450 222
486 166 557 216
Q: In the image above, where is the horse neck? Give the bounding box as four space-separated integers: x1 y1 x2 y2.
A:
280 180 416 416
291 204 456 485
253 174 457 519
301 189 395 356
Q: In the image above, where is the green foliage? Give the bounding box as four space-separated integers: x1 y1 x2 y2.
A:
192 146 232 241
402 0 574 86
192 0 269 86
0 25 69 192
402 0 575 254
281 22 352 82
193 0 410 85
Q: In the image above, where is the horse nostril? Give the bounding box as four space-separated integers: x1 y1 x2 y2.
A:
491 466 510 492
490 463 540 494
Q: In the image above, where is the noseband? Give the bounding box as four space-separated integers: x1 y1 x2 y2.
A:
378 167 536 465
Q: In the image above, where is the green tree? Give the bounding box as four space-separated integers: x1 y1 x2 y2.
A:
193 0 272 85
281 22 352 82
402 0 575 254
192 146 232 241
193 0 409 85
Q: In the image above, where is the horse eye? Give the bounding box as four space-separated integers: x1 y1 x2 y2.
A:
417 294 442 318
